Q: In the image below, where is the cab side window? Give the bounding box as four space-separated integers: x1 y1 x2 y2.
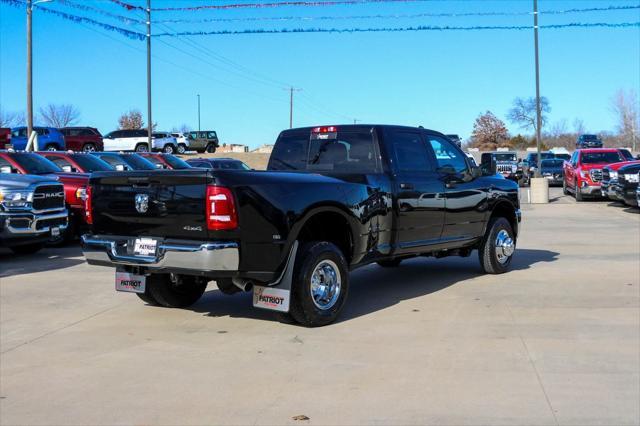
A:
49 157 75 172
390 131 432 173
427 136 468 173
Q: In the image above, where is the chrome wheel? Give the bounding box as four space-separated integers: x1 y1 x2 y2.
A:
495 229 515 264
310 259 341 310
82 144 96 152
177 144 186 154
46 145 57 151
163 145 175 154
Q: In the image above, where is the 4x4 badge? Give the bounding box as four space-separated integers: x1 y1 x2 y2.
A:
135 194 149 213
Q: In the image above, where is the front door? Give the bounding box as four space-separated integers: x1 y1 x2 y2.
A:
426 134 487 241
387 128 445 254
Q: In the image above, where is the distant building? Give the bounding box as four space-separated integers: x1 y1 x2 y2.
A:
219 144 249 153
253 144 274 154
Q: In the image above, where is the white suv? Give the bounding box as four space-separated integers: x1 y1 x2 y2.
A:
152 132 179 154
103 129 150 152
170 132 189 154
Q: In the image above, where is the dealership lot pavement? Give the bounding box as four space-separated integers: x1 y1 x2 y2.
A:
1 190 639 426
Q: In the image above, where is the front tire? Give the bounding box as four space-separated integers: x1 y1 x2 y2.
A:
147 274 207 308
177 144 187 154
479 217 515 274
135 143 149 153
288 241 349 327
575 180 584 201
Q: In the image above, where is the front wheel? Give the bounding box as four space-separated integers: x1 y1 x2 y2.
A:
135 143 149 153
147 274 207 308
288 241 349 327
478 217 515 274
575 180 584 201
177 144 187 154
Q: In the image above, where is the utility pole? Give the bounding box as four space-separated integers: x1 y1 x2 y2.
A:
26 0 33 139
533 0 543 177
197 94 201 133
146 0 152 149
287 87 301 129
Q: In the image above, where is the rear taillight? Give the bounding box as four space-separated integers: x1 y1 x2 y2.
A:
206 185 237 230
85 185 93 225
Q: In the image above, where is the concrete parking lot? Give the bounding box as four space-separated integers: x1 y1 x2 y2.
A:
1 189 638 426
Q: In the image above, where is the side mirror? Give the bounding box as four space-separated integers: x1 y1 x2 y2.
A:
0 166 13 174
471 166 482 179
480 157 496 176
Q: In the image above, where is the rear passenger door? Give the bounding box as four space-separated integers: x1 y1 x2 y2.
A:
426 134 487 241
387 128 445 253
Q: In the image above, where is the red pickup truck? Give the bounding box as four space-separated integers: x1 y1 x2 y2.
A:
563 148 626 201
0 151 89 242
0 128 11 148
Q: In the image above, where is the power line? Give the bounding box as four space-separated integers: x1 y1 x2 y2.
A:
154 22 640 37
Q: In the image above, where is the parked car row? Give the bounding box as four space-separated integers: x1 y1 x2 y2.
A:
0 149 250 254
0 127 220 154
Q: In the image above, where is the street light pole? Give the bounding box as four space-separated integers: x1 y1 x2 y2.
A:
146 0 152 149
197 94 201 133
26 0 33 139
286 87 301 129
533 0 543 177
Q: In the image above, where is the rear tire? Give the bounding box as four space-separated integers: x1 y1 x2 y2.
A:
82 143 96 152
177 144 187 154
288 241 349 327
136 291 160 306
135 143 149 153
377 259 402 268
478 217 515 274
10 243 45 255
205 144 216 153
147 274 207 308
163 144 176 154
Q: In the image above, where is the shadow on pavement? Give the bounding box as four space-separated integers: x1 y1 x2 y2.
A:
188 248 559 325
0 244 85 278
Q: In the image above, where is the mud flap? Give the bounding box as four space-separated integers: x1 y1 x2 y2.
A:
252 241 298 313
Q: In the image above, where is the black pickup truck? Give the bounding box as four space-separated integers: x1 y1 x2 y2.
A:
82 125 521 326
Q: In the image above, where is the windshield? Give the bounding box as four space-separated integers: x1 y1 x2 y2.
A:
162 154 191 169
494 153 516 162
10 153 62 174
581 151 623 164
528 153 554 162
554 153 570 161
69 154 114 172
213 160 250 170
541 159 564 167
582 135 599 141
269 130 378 173
120 154 157 170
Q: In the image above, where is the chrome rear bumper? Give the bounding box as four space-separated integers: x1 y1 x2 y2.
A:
81 234 239 272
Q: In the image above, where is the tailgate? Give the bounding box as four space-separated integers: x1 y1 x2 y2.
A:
91 170 212 240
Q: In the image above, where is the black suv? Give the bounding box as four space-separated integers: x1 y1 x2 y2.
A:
576 134 603 149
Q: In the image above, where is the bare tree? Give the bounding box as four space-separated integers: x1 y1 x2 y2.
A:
610 89 639 151
470 111 510 150
38 103 81 128
572 118 586 135
118 109 144 130
0 105 24 127
507 96 551 133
